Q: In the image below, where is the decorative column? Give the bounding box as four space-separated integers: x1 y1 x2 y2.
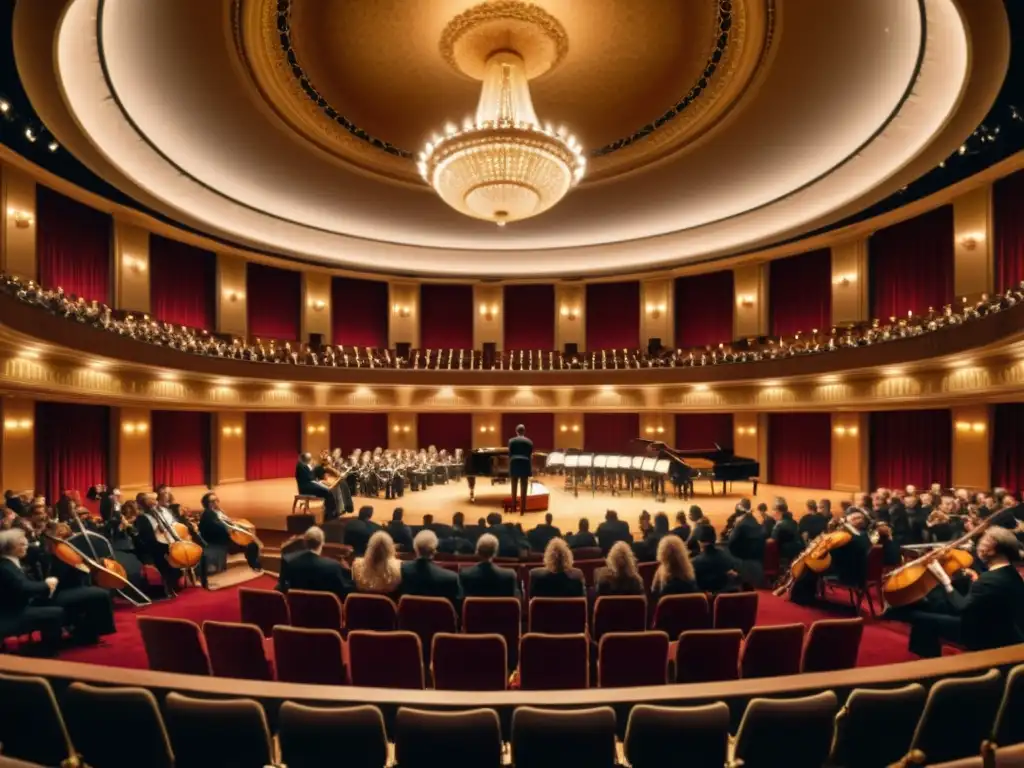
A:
640 278 674 350
554 412 583 450
473 284 504 351
952 405 991 491
830 412 868 492
303 412 330 456
733 264 767 338
554 284 584 353
734 413 766 484
216 253 248 339
213 412 246 485
112 407 152 493
0 165 37 281
301 271 332 345
953 185 994 301
388 282 420 349
472 413 501 449
1 396 35 492
388 412 417 451
831 238 868 325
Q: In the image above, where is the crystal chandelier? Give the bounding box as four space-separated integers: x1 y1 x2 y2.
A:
419 51 585 226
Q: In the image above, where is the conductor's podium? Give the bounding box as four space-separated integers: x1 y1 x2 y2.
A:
502 482 550 514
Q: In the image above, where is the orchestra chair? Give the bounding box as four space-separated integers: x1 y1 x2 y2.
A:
712 591 759 636
397 595 458 667
291 494 323 515
286 589 343 631
462 597 521 669
277 702 388 768
61 682 174 768
761 538 780 585
344 593 397 633
638 561 658 593
0 673 77 767
137 616 212 676
801 617 864 673
739 623 805 679
518 633 589 690
623 702 731 768
732 691 838 768
829 683 926 768
592 595 647 643
202 621 274 681
432 633 508 691
348 630 425 689
511 706 617 768
394 707 503 768
273 626 347 685
238 587 290 638
994 664 1024 747
163 692 273 768
673 629 742 684
824 545 884 617
905 668 1004 765
652 593 710 638
528 597 588 635
597 631 669 688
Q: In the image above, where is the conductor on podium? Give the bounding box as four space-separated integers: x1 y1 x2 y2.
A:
508 424 534 515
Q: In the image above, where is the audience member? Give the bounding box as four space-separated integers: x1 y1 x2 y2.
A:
727 499 766 587
650 535 698 598
529 538 585 598
692 525 740 593
669 510 691 542
352 531 402 594
275 526 353 602
757 502 775 538
798 498 828 542
459 533 521 598
686 505 714 555
594 541 644 596
770 500 802 562
633 511 669 561
566 517 598 550
527 512 562 553
344 506 381 556
399 530 461 605
384 507 413 551
597 509 632 554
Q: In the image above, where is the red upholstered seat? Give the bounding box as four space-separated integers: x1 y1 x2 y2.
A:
529 597 587 635
348 630 425 689
344 593 397 633
202 621 273 681
239 588 290 638
286 590 343 631
137 616 211 676
432 633 507 691
674 629 742 683
762 538 780 583
713 591 759 636
652 593 710 639
638 562 658 593
740 623 805 679
575 559 604 587
462 597 521 669
802 618 863 673
397 596 458 664
598 631 669 688
519 633 589 690
593 596 647 643
572 547 603 560
273 626 347 685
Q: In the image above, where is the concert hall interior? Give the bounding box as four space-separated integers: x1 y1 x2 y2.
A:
3 0 1024 765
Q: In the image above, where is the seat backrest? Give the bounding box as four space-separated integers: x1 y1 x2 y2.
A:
572 546 603 560
529 597 588 634
652 593 710 639
866 544 884 581
519 633 589 690
575 559 604 587
0 673 75 766
675 629 742 683
597 631 669 688
910 668 1004 765
593 595 647 642
830 684 926 768
395 707 503 768
238 587 290 637
398 595 458 662
624 702 730 768
272 626 347 685
740 623 805 679
137 616 211 675
164 692 272 768
512 706 617 768
802 617 863 672
994 663 1024 747
286 589 343 630
62 682 174 768
762 538 780 575
344 593 397 632
733 691 839 768
638 561 658 592
348 630 425 689
462 597 521 668
278 702 388 768
432 633 508 691
202 621 272 681
713 591 759 635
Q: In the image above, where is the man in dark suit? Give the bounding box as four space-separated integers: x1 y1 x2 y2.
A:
132 491 184 597
399 530 461 605
197 491 262 572
691 526 740 593
275 526 354 603
770 500 803 562
727 499 766 588
527 513 562 553
798 498 829 542
459 533 521 598
508 424 534 515
597 510 632 554
385 507 414 552
343 506 381 557
566 517 598 550
486 512 526 558
295 453 346 521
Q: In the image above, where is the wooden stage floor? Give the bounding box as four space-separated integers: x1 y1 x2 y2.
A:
171 477 855 533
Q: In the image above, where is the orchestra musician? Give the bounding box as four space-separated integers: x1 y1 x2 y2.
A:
789 509 872 606
198 492 262 573
132 491 184 598
508 424 533 515
295 452 350 521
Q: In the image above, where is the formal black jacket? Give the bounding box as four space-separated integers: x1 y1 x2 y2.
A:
399 558 461 603
828 531 872 586
507 435 534 477
946 565 1024 650
343 519 382 557
198 508 232 548
692 546 739 593
527 523 562 553
597 520 632 554
566 531 598 550
488 523 527 558
0 559 49 615
798 512 829 542
385 521 414 551
275 550 354 602
459 561 520 598
760 517 776 538
294 462 323 495
670 524 691 542
593 567 644 597
651 574 699 598
528 567 585 598
771 517 803 561
728 515 766 562
687 521 716 554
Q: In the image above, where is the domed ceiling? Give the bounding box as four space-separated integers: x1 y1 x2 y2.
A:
12 0 1011 276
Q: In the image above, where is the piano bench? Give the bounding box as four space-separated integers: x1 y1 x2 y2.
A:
292 495 324 515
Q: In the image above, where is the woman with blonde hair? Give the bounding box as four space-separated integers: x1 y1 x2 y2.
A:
528 537 584 598
595 540 644 596
352 530 402 594
651 534 698 598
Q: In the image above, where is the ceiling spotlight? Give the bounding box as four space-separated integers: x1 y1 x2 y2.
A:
47 140 59 153
0 99 9 114
24 127 36 143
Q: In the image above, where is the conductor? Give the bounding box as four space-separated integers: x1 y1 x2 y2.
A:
508 424 534 515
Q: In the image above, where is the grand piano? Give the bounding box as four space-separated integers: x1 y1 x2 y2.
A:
464 447 548 502
646 441 761 497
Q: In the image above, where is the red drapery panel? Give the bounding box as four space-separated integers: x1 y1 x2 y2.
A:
769 249 832 337
586 282 640 350
245 412 301 480
417 413 473 452
870 410 951 490
36 186 111 303
674 414 734 451
500 413 555 452
34 402 110 503
583 413 640 454
149 235 215 329
246 263 301 342
674 271 734 348
151 411 210 487
331 277 389 348
995 170 1024 292
420 285 474 349
504 284 555 350
992 403 1024 492
329 412 390 455
768 413 832 489
870 206 954 320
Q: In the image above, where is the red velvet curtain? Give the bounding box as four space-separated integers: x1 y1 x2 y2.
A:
586 281 640 350
34 402 110 504
870 410 951 489
674 413 734 451
504 284 555 350
583 413 640 454
417 413 473 452
768 413 832 489
992 403 1024 493
149 235 215 329
420 285 473 349
331 277 389 348
674 271 734 348
36 186 111 303
770 249 832 337
501 413 555 452
870 206 954 320
994 170 1024 292
329 412 389 455
246 263 301 342
245 412 301 480
151 410 210 487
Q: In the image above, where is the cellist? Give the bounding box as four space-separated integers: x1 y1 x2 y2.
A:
132 492 184 598
198 492 262 573
789 509 872 606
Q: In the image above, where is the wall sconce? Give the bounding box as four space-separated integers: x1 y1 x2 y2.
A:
122 421 148 435
4 418 33 431
737 426 757 436
222 426 243 437
560 425 568 433
645 302 667 319
959 234 982 251
479 303 499 321
393 425 412 434
644 426 666 435
224 289 245 303
833 425 857 437
306 424 327 435
738 294 755 308
7 207 34 228
832 273 856 287
308 299 327 313
571 424 579 433
559 305 580 321
958 421 986 433
479 425 496 434
124 256 147 274
392 304 412 318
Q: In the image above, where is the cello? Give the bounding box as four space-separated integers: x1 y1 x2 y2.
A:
152 505 204 570
773 525 855 597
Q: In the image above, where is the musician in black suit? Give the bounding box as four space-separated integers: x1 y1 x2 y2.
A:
529 539 585 598
343 506 381 557
798 499 829 542
198 492 261 572
459 533 521 598
132 492 182 598
597 510 632 554
527 513 562 553
399 530 462 605
295 453 346 521
770 500 803 562
275 526 354 603
508 424 534 515
727 500 766 588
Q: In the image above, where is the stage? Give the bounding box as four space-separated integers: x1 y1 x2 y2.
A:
168 476 853 534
